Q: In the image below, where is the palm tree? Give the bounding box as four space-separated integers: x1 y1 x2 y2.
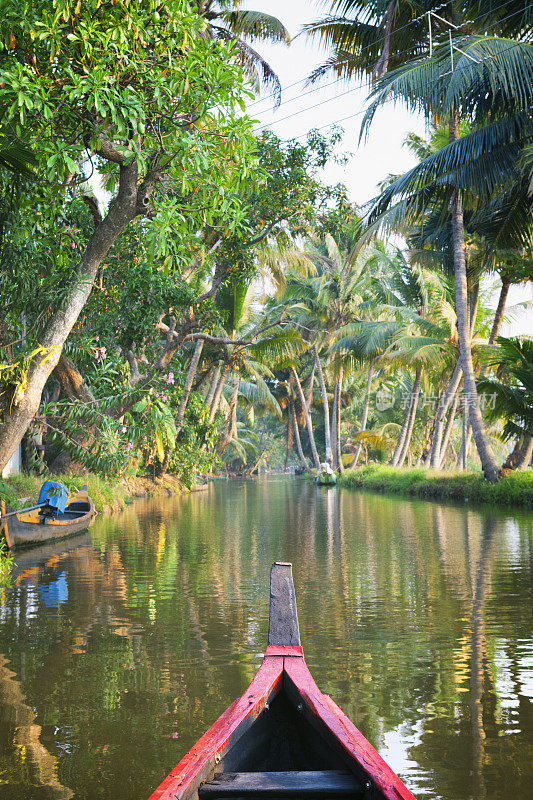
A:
302 1 533 84
361 35 533 480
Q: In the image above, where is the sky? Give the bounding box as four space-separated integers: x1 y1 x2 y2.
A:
240 0 532 335
241 0 428 206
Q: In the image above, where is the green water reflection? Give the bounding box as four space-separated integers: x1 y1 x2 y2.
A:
0 477 531 799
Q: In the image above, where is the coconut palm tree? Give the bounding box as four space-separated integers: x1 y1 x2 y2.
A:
361 35 533 480
302 1 533 84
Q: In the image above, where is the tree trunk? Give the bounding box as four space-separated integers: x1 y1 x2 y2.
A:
373 0 399 78
305 363 315 414
515 434 533 470
390 402 411 467
397 369 422 468
48 354 99 473
204 363 221 408
423 389 443 465
502 436 523 470
208 362 230 423
460 394 468 470
449 117 499 482
336 365 344 473
487 277 510 347
349 357 379 469
436 389 459 469
391 370 421 467
314 345 331 463
331 381 339 470
290 366 320 470
431 283 479 468
53 354 96 404
219 378 239 454
429 362 463 467
458 279 508 464
176 339 204 429
0 161 139 472
290 400 308 470
284 409 294 470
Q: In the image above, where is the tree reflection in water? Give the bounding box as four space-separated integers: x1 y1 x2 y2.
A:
0 477 530 800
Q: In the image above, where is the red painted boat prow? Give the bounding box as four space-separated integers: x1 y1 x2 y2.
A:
148 563 416 800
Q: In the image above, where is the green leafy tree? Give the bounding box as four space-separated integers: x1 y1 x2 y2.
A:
0 0 259 471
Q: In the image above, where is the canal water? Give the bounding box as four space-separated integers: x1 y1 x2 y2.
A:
0 477 531 800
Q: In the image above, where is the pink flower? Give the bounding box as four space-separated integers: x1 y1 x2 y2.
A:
71 242 76 249
160 393 168 402
164 372 175 385
171 732 179 739
95 335 99 342
121 426 127 434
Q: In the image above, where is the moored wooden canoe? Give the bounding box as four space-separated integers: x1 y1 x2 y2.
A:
1 485 95 549
148 562 416 800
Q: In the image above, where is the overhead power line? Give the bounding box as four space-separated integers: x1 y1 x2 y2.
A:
249 2 533 141
246 0 521 114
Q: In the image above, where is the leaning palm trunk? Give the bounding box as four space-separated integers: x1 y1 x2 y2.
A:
331 382 339 470
423 390 443 466
290 400 309 470
390 403 410 467
502 435 523 470
290 366 320 470
516 434 533 470
436 390 460 469
391 370 421 467
219 378 239 454
305 364 315 414
450 118 499 482
205 363 221 408
461 394 468 470
458 278 509 466
431 283 479 468
208 362 230 423
489 277 510 343
176 339 204 429
349 357 379 469
429 362 463 468
284 410 294 470
397 369 422 468
336 365 344 473
314 345 331 463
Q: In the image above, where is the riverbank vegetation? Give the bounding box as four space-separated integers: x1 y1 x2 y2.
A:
338 465 533 508
0 1 531 517
3 471 188 514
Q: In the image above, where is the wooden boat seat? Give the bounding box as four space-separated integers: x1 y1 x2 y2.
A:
200 770 363 797
64 502 90 512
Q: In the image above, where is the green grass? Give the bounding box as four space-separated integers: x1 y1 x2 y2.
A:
337 464 533 507
4 472 128 513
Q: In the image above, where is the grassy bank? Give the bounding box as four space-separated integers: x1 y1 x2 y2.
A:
4 472 186 515
337 464 533 508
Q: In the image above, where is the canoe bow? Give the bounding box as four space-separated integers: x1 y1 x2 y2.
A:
148 563 416 800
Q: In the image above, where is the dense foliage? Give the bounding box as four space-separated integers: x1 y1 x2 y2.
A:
0 0 531 521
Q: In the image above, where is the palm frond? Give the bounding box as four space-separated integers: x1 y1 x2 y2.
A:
222 10 291 44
